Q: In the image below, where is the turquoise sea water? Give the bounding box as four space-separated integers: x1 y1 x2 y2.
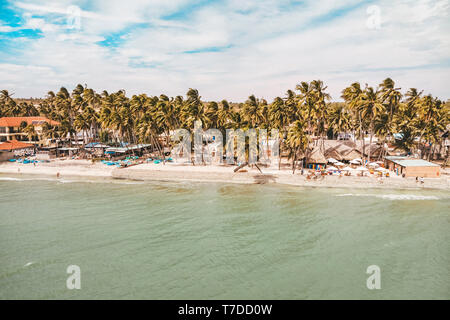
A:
0 175 449 299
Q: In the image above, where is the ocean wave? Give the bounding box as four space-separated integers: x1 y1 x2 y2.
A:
56 179 144 185
0 176 144 185
0 177 24 181
336 193 440 200
0 177 60 182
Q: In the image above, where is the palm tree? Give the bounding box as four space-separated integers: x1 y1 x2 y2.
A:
181 89 206 128
378 78 402 148
23 124 37 142
284 89 299 122
205 101 219 129
286 120 309 174
241 95 265 128
74 113 91 147
328 103 351 139
310 80 331 149
341 82 364 142
155 94 179 153
269 96 290 169
391 88 423 156
0 90 16 116
217 99 234 129
359 86 385 163
296 82 315 135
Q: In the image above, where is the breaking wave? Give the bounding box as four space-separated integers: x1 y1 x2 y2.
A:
0 176 144 185
336 193 440 200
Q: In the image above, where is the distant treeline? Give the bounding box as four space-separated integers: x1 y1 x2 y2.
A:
0 78 449 164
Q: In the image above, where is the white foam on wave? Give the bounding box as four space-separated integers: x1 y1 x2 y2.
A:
0 176 142 185
336 193 440 200
57 179 76 184
57 179 144 185
0 177 24 181
0 176 60 182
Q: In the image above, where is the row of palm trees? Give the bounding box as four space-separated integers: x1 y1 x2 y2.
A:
0 78 448 166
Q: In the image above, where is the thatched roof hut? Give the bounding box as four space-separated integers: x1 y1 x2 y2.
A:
341 148 363 161
307 140 397 163
307 146 327 164
321 140 363 161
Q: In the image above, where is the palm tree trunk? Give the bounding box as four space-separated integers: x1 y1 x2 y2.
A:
359 112 365 164
368 128 373 165
292 146 300 174
278 137 283 170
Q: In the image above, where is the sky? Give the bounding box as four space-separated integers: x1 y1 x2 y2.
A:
0 0 449 102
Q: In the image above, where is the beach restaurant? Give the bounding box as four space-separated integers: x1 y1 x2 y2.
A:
384 156 440 178
0 140 35 157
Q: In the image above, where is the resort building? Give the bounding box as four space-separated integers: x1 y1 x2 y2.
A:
384 156 440 178
0 116 59 144
0 140 35 157
0 150 13 161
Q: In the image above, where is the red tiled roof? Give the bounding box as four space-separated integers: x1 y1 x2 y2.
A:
0 140 35 151
0 117 59 127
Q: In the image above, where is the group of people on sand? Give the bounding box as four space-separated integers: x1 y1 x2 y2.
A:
303 169 388 180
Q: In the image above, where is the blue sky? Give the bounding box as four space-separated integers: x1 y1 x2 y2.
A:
0 0 449 101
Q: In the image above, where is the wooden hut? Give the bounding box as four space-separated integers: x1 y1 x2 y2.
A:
306 146 327 169
385 156 440 178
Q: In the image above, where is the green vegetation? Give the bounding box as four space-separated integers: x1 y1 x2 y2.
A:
1 78 449 164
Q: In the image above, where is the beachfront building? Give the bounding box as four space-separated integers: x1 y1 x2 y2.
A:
85 142 109 157
0 140 35 157
384 156 440 178
0 116 59 145
105 144 151 159
336 132 355 140
0 150 13 161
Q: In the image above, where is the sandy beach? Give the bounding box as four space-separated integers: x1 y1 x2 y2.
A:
0 159 449 190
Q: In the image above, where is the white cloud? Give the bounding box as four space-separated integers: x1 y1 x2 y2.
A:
1 0 449 101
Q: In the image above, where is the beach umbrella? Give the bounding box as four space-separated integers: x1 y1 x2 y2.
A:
352 158 362 163
327 158 338 163
341 166 354 171
368 162 380 168
355 166 369 171
327 166 338 171
375 167 388 172
349 159 360 164
335 161 345 167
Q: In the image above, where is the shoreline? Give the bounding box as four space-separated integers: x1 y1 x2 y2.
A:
1 160 449 191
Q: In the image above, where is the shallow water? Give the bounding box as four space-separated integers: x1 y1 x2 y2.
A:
0 175 449 299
